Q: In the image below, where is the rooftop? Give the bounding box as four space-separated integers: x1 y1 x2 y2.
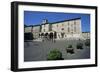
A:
25 17 81 27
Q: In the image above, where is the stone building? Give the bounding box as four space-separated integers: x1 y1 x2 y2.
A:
24 18 90 40
24 25 40 39
82 32 90 40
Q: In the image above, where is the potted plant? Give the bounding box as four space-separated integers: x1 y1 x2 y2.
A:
77 43 83 49
85 39 90 47
47 49 64 60
66 45 74 54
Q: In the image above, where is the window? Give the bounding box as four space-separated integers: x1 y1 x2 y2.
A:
61 28 64 31
44 29 45 32
68 27 70 32
74 24 76 32
71 24 73 27
74 21 76 24
62 24 64 26
68 22 69 26
68 22 69 28
57 25 58 27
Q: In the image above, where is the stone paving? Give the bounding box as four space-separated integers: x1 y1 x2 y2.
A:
24 39 90 62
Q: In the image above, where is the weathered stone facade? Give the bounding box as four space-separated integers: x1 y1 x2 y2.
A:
25 18 90 40
82 32 90 40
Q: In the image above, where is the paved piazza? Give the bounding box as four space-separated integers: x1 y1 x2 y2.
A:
24 39 90 62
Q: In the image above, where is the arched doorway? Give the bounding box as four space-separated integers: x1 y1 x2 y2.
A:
39 33 41 38
41 33 44 36
45 33 48 37
49 32 53 41
45 33 49 40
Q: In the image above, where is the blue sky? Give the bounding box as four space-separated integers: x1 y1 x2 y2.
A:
24 11 90 32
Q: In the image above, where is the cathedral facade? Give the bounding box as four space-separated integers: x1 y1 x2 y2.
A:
25 18 89 40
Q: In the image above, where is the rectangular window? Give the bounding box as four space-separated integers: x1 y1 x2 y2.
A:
68 27 70 32
74 21 76 33
74 26 76 32
57 25 58 27
62 24 64 26
44 29 45 32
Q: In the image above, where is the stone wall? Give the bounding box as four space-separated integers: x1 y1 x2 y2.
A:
82 32 90 40
32 26 40 39
50 19 82 39
24 18 88 40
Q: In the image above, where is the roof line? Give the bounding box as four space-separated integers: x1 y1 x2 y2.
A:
50 17 81 24
82 31 90 33
25 17 81 27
